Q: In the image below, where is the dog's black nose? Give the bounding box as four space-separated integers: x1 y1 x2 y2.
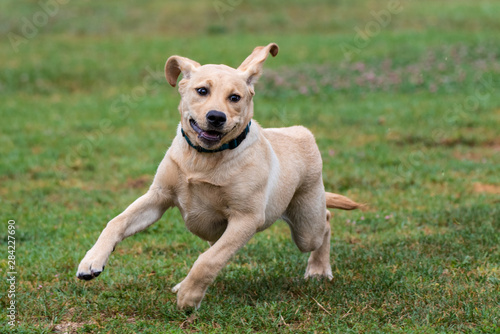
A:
206 110 226 128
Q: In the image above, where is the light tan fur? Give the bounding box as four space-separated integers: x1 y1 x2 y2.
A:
76 43 361 309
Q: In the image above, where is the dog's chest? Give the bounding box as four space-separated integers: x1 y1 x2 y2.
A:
176 179 229 242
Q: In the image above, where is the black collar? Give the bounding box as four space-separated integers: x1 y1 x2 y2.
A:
181 121 251 153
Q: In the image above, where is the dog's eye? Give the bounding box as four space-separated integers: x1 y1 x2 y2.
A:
196 87 208 96
229 94 241 102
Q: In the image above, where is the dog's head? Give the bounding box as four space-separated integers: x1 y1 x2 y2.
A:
165 43 278 150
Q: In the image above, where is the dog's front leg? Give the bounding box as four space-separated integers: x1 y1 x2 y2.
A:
76 188 172 280
173 214 261 309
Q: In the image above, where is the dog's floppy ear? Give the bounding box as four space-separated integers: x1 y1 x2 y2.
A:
165 56 201 87
237 43 278 86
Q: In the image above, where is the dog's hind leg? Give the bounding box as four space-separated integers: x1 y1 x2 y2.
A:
304 210 333 280
283 187 333 279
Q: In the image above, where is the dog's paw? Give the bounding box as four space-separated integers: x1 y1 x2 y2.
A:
76 251 107 281
174 280 205 310
304 263 333 281
177 290 203 310
172 282 182 293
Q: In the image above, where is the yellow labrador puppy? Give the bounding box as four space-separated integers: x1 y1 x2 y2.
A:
77 43 360 309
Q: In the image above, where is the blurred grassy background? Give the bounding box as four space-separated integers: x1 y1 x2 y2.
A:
1 0 499 333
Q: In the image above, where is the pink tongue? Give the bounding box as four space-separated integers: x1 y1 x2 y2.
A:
200 131 219 141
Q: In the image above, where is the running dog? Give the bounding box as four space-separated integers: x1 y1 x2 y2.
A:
76 43 360 309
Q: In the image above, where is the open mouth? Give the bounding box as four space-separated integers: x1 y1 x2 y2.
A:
189 119 225 144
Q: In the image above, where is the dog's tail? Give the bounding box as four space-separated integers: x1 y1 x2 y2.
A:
325 192 362 210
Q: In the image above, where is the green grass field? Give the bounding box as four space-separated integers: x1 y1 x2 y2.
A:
1 0 499 332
